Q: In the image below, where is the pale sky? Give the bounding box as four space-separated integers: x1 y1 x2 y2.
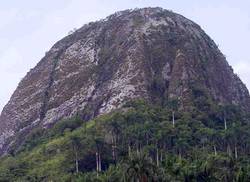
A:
0 0 250 113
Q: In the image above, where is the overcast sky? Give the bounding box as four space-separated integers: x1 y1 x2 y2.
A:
0 0 249 113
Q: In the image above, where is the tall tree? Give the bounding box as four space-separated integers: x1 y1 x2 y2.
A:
69 135 81 174
168 98 179 127
125 153 157 182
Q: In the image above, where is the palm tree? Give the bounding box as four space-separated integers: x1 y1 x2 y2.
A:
106 119 122 163
69 135 81 173
167 98 179 127
124 153 157 182
235 167 250 182
195 159 217 182
94 137 104 175
100 165 125 182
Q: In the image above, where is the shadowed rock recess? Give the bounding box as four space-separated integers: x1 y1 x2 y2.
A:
0 7 249 154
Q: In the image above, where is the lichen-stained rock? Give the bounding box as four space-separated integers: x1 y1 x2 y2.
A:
0 7 249 154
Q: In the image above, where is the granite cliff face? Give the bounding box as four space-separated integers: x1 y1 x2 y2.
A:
0 7 249 154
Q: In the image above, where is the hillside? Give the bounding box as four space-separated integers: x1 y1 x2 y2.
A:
0 7 249 181
0 7 249 155
0 100 249 181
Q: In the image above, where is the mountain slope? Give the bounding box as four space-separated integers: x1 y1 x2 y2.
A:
0 7 249 155
0 100 249 181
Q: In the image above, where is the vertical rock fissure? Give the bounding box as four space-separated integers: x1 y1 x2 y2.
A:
78 37 100 121
39 51 64 121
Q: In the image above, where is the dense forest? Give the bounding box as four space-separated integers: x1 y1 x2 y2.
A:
0 97 249 181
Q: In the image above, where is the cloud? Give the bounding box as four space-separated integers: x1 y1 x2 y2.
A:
0 8 19 30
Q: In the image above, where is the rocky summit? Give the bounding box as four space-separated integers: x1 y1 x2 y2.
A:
0 7 249 154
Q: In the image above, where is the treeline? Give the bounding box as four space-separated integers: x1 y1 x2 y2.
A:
0 100 249 181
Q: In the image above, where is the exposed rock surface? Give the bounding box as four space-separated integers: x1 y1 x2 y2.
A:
0 7 249 154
